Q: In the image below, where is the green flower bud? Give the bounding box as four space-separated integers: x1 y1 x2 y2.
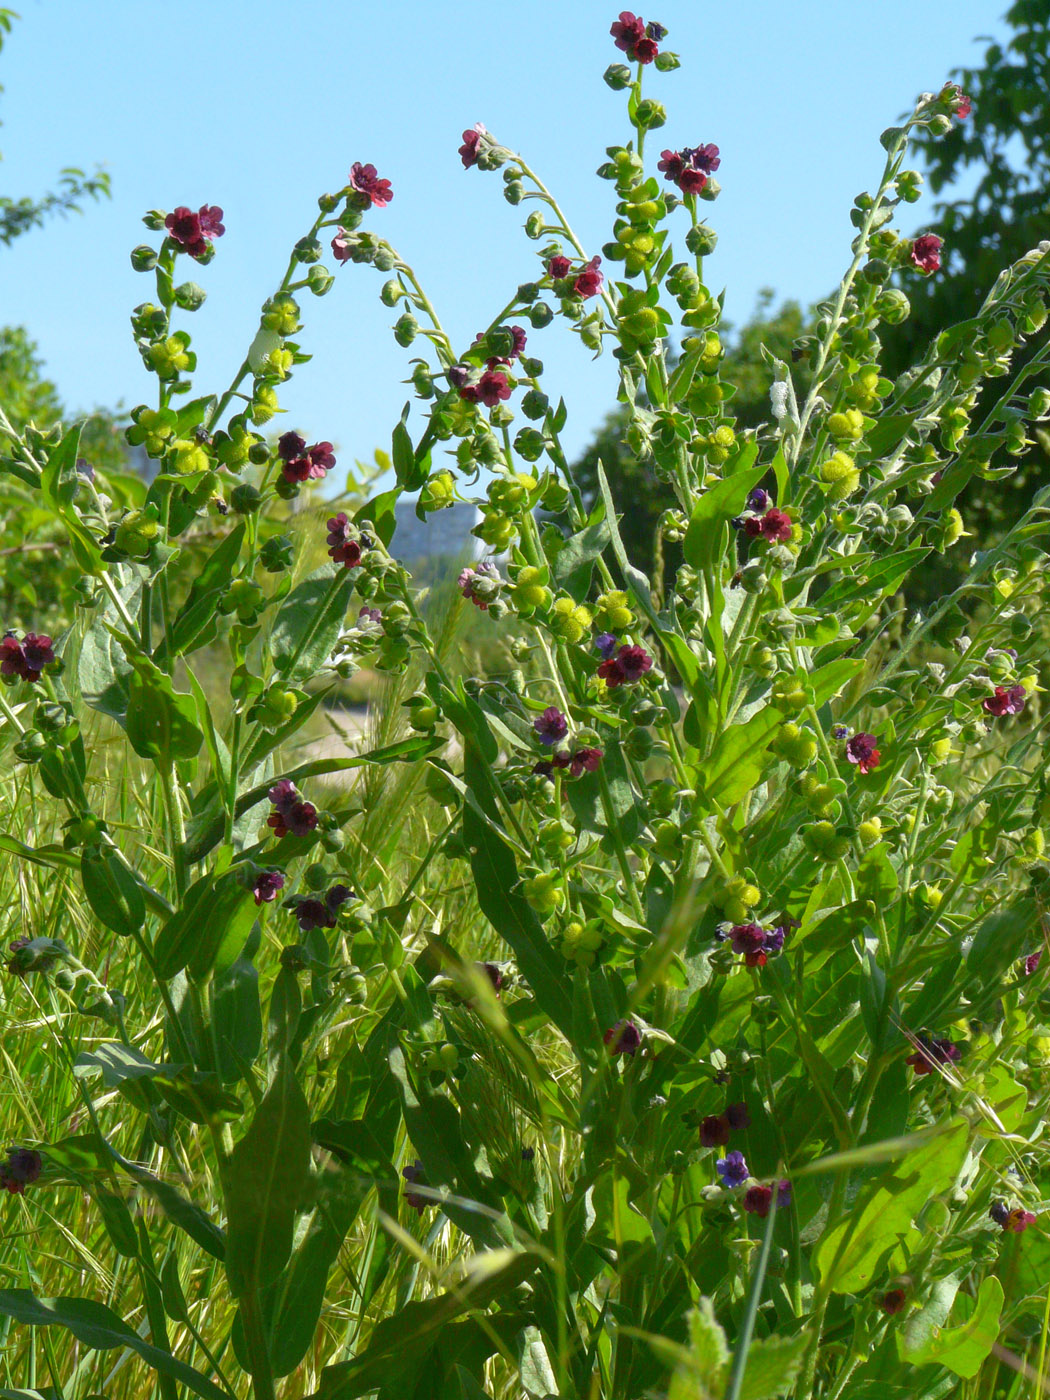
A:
529 303 554 329
419 471 456 512
540 477 570 512
260 534 294 572
294 236 322 264
655 50 681 71
307 264 335 296
14 730 48 764
875 287 910 325
230 483 262 515
174 281 207 312
394 312 418 347
130 245 158 272
603 63 632 89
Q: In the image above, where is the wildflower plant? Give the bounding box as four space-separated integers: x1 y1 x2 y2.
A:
0 19 1049 1400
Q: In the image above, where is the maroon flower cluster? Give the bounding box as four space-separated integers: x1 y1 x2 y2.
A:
0 1147 42 1196
657 144 720 195
267 780 318 839
277 431 336 486
845 732 881 775
939 82 972 119
164 205 224 259
348 162 393 210
610 11 666 64
984 684 1026 717
905 1034 960 1076
604 1018 642 1056
294 884 353 934
534 746 605 781
326 513 364 569
717 921 789 969
546 254 605 300
474 324 528 368
910 234 943 274
743 507 793 543
252 869 286 906
743 1180 792 1218
699 1100 750 1147
598 643 652 689
0 632 55 684
458 368 512 407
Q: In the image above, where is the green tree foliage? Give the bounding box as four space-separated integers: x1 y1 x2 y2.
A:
0 9 111 247
566 294 811 586
881 0 1050 543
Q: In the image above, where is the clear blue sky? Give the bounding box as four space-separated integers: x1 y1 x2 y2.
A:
0 0 1011 476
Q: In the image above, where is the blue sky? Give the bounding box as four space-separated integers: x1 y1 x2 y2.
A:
0 0 1011 478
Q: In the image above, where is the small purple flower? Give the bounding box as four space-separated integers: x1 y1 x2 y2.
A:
716 1150 749 1188
447 364 472 390
777 1178 792 1209
252 870 285 906
348 161 393 210
1023 951 1042 976
990 1200 1011 1226
267 780 318 839
747 487 770 512
604 1019 641 1056
765 925 787 955
533 706 568 746
458 560 500 611
845 732 881 774
402 1159 428 1213
358 606 383 625
0 1148 42 1195
984 685 1027 717
595 632 618 659
294 898 330 933
479 961 504 994
831 724 850 741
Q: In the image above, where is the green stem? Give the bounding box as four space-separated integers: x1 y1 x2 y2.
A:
724 1189 779 1400
159 763 188 902
239 1291 276 1400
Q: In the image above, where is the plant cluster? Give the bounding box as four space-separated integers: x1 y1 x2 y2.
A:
2 13 1050 1400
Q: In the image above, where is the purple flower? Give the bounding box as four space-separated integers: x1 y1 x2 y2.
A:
348 162 393 209
458 561 499 611
267 781 318 839
568 746 604 777
595 632 618 659
574 256 604 300
984 685 1026 717
716 1150 749 1188
910 233 943 274
598 644 653 688
906 1035 961 1076
0 1148 42 1195
1023 951 1042 976
479 961 504 994
281 440 335 486
326 513 363 569
1 632 56 683
747 487 770 512
358 606 383 625
831 724 850 740
293 897 330 933
604 1019 641 1056
533 706 568 746
845 732 881 774
459 369 512 407
686 143 721 174
744 508 793 543
547 254 572 280
700 1114 730 1147
165 205 225 259
610 10 663 63
402 1159 428 1213
765 926 787 955
252 870 285 906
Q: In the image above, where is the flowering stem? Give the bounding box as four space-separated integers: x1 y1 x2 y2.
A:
0 689 26 735
97 570 140 639
158 763 188 902
513 157 619 320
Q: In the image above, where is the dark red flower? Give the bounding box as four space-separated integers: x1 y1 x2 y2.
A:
402 1159 428 1213
331 229 353 263
459 368 512 407
267 780 318 839
459 124 487 168
547 254 572 280
845 732 881 774
281 440 336 486
569 747 604 777
910 234 943 274
1023 951 1042 976
700 1114 730 1147
0 632 55 683
983 684 1026 717
725 1102 750 1130
905 1035 960 1076
277 431 307 461
574 256 604 300
610 10 663 63
0 1148 42 1195
604 1018 642 1056
598 644 653 688
743 508 793 543
253 870 285 906
743 1183 774 1217
348 162 393 209
326 513 363 568
165 205 224 259
480 961 503 994
878 1287 908 1315
940 82 971 118
658 146 718 195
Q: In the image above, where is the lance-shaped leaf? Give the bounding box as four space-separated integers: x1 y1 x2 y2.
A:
270 562 357 682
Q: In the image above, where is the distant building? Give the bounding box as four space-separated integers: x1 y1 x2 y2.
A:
391 501 481 566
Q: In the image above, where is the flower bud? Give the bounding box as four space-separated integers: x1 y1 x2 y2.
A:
230 483 262 515
928 114 953 136
634 99 667 130
260 534 294 572
875 288 910 325
604 63 632 89
130 245 158 272
174 281 207 311
308 264 335 296
419 470 455 512
655 50 681 71
394 312 419 347
13 730 48 764
529 303 554 329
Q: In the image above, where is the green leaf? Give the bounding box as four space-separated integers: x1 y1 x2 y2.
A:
80 848 146 936
78 578 138 723
694 705 783 806
270 564 356 682
392 418 429 491
221 1056 312 1297
900 1275 1003 1379
160 522 246 660
0 834 79 870
552 504 612 598
736 1333 808 1400
817 548 931 612
0 1291 228 1400
154 871 256 982
355 487 399 548
813 1120 969 1293
118 643 203 764
682 442 762 576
